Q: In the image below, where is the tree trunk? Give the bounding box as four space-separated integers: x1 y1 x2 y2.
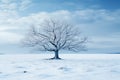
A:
51 50 61 59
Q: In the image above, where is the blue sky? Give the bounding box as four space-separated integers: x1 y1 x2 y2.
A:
0 0 120 54
21 0 120 15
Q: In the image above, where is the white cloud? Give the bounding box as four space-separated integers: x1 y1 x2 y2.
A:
0 31 23 44
0 0 32 22
0 0 32 44
0 24 23 44
2 9 119 27
88 35 120 49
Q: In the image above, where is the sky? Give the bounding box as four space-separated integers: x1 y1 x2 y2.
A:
0 0 120 54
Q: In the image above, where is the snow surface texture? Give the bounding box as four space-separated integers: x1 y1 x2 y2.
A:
0 54 120 80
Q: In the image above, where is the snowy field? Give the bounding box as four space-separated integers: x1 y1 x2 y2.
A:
0 54 120 80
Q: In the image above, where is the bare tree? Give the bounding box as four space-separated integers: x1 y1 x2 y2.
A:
23 19 87 59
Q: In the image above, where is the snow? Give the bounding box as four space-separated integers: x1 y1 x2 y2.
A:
0 54 120 80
